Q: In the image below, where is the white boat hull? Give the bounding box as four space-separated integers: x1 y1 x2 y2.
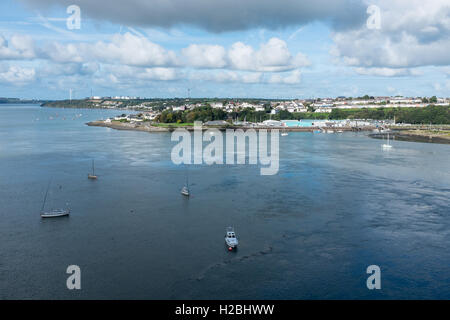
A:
225 239 237 248
181 186 190 196
41 209 70 218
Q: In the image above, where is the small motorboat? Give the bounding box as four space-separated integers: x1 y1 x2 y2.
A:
225 227 238 250
41 209 70 218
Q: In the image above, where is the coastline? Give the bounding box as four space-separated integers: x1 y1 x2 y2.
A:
86 120 375 132
87 119 450 145
370 129 450 145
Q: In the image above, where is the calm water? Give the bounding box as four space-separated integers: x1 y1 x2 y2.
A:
1 104 449 299
282 119 346 127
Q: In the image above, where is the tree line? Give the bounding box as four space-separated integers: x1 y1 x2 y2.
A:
156 105 450 124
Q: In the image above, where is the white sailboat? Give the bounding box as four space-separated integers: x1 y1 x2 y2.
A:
40 181 70 218
181 170 190 197
382 132 393 149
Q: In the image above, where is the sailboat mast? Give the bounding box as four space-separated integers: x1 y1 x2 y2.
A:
92 159 95 175
41 180 51 212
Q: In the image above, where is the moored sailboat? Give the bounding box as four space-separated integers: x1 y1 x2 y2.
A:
382 133 393 149
40 180 70 218
181 169 190 197
88 159 97 179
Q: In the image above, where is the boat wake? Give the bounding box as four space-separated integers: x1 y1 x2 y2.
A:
193 246 273 281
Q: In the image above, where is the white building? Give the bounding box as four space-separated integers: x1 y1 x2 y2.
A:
315 107 332 113
172 105 186 111
254 104 265 112
210 102 223 109
262 120 283 126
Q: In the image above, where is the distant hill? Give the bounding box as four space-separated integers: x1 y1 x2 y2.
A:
0 97 48 104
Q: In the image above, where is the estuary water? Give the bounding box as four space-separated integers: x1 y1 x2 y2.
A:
0 104 449 299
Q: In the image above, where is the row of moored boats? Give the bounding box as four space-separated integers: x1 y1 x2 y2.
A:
40 160 239 250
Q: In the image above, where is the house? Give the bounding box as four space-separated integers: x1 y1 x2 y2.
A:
172 105 186 111
127 115 143 122
254 104 265 112
315 107 332 113
240 102 256 109
210 102 224 109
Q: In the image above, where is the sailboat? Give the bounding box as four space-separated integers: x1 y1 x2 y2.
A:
88 159 97 179
40 180 70 218
382 132 393 149
181 169 190 197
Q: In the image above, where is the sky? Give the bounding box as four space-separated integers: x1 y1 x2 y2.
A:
0 0 449 99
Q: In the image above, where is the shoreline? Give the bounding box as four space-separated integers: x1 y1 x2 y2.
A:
87 120 450 145
86 120 375 132
369 130 450 144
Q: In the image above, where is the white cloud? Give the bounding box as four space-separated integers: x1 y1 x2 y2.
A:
181 44 227 68
37 33 308 74
257 38 292 68
228 38 309 72
0 65 36 85
190 70 262 84
0 34 36 59
101 65 181 82
354 67 422 77
331 0 450 71
90 33 178 67
0 31 310 91
42 33 178 67
38 62 100 77
268 69 302 84
190 68 302 85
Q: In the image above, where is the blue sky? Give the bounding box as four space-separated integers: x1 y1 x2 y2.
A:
0 0 449 99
